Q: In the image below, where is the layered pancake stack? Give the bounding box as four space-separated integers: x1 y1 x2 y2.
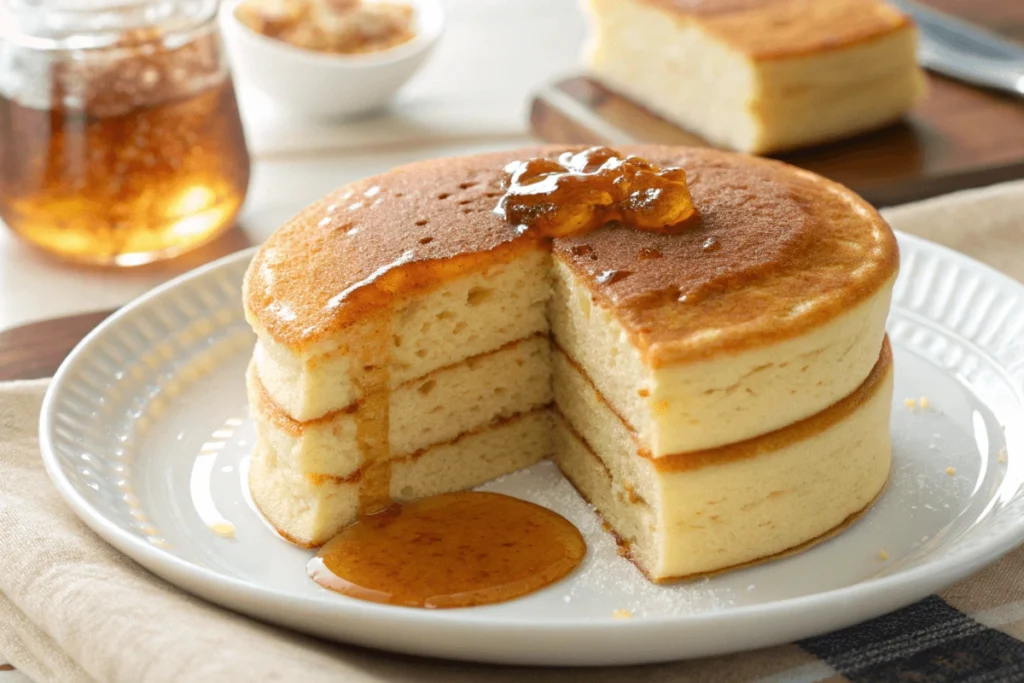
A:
244 145 899 581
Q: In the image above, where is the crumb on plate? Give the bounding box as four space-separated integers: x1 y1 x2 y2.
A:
210 522 237 538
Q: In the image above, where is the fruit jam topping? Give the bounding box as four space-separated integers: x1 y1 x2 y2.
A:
496 146 700 238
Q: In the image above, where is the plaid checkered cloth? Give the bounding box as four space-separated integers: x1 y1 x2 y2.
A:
2 180 1024 683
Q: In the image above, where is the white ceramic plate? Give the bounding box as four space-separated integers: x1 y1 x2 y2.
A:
40 233 1024 666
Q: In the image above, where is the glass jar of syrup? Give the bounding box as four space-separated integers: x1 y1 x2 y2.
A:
0 0 251 266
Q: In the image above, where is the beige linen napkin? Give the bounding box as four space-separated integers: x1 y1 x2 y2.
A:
2 180 1024 683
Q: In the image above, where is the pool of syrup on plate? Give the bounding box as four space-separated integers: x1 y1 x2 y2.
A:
308 491 586 608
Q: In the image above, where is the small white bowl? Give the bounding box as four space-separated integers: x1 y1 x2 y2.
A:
218 0 443 119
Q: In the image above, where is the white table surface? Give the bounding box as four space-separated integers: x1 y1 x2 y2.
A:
0 1 584 678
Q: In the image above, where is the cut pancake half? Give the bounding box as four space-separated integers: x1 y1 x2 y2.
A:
554 339 893 581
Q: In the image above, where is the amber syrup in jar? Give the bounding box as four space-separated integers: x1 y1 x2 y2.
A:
0 1 250 265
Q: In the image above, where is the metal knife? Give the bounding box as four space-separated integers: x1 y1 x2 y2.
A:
888 0 1024 97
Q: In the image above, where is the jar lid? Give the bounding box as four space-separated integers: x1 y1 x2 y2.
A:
0 0 218 50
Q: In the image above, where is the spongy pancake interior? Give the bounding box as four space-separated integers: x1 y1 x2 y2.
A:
253 249 551 421
249 335 553 478
550 257 894 455
552 343 894 580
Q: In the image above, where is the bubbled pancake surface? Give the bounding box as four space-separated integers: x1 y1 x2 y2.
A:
244 145 898 365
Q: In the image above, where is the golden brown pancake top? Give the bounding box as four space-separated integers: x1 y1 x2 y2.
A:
244 145 898 366
637 0 912 60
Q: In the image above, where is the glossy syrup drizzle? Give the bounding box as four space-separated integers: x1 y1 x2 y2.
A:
351 311 392 513
323 245 414 514
309 491 586 608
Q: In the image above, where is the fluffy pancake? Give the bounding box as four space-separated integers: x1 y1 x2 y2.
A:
244 145 899 580
245 146 897 363
583 0 925 153
248 335 552 477
246 146 896 453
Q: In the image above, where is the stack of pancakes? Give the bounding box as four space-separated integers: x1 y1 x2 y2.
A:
244 146 898 581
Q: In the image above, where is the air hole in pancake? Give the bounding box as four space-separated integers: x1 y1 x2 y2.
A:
459 182 476 189
453 321 468 334
400 486 414 498
438 193 450 200
415 219 428 226
393 334 403 347
419 236 433 245
437 310 455 321
417 380 436 395
416 349 427 359
466 286 493 307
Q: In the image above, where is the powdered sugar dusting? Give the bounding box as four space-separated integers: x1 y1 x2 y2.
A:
478 461 739 617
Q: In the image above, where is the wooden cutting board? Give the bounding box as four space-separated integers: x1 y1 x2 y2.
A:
530 0 1024 207
0 310 113 381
